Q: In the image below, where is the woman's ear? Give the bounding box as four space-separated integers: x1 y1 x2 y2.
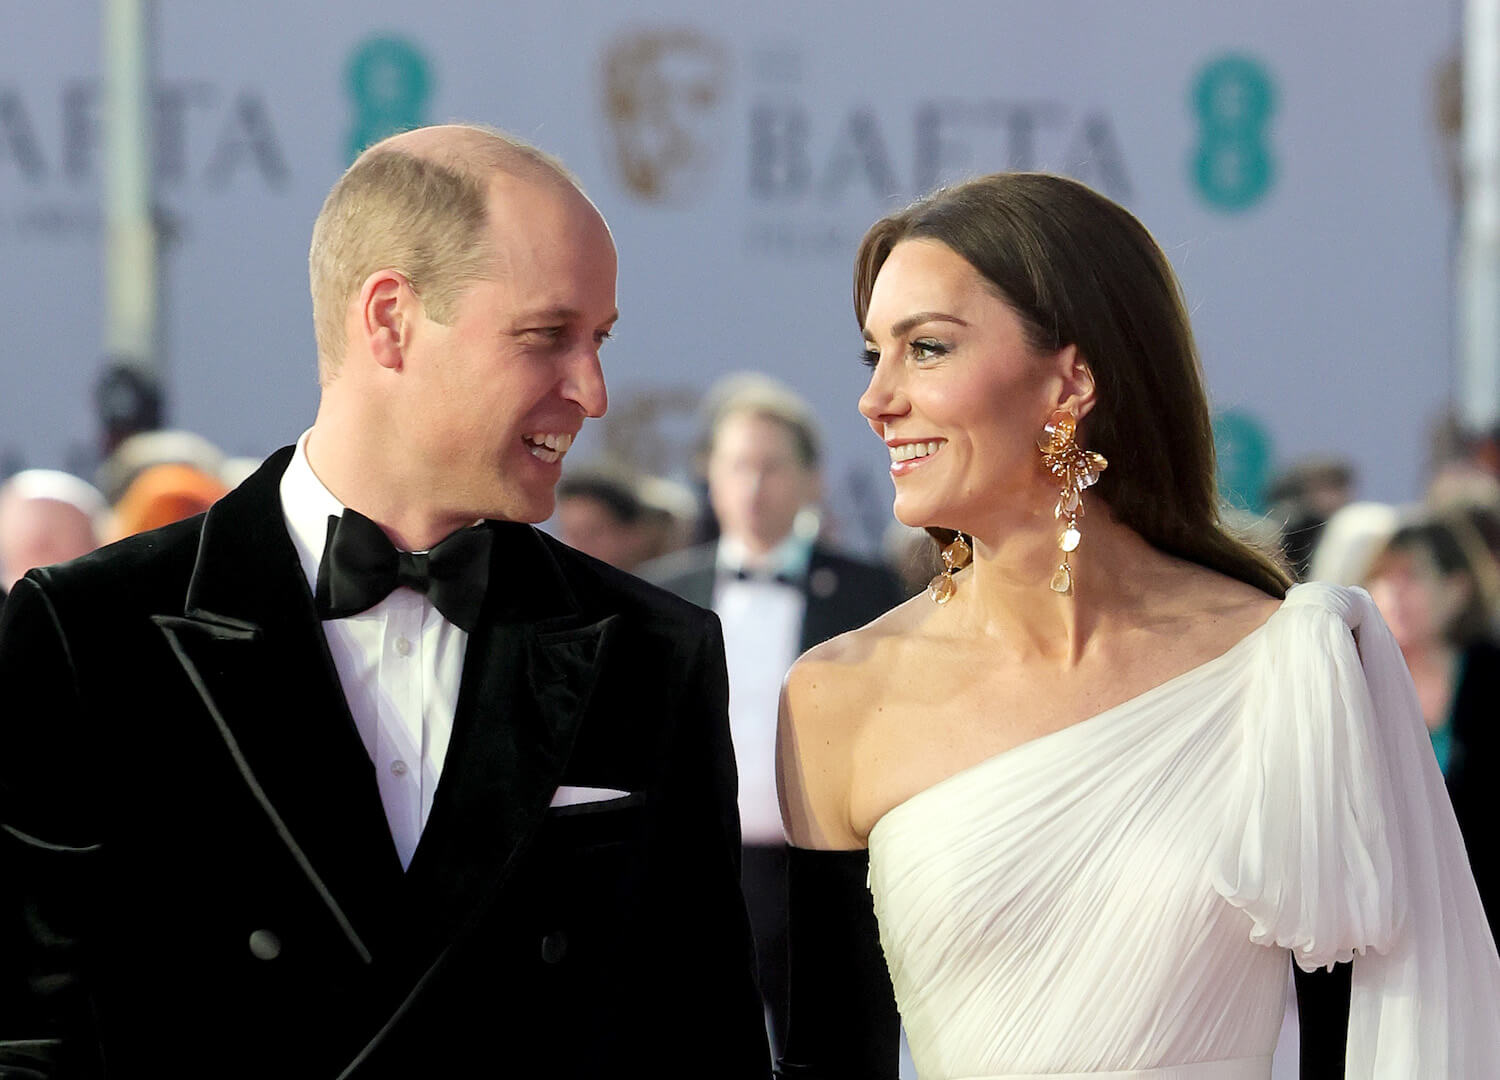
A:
1055 345 1097 420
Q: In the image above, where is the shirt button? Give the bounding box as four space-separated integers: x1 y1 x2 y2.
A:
540 931 568 964
390 759 408 777
394 637 412 656
248 929 282 961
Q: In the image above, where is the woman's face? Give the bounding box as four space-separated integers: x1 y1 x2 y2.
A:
1366 548 1468 652
858 238 1071 534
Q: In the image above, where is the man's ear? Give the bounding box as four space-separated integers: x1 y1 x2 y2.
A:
802 467 824 511
358 270 417 372
1054 345 1097 420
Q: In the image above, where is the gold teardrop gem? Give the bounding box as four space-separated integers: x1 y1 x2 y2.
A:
1049 563 1073 594
928 572 957 605
1061 526 1081 552
940 534 972 571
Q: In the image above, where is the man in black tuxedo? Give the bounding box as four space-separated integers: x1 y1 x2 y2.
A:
643 377 906 1056
0 125 768 1078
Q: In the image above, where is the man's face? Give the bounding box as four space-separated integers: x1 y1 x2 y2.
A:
0 497 97 589
396 177 618 527
706 411 818 555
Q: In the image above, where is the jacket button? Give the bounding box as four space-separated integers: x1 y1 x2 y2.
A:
248 929 282 960
540 931 568 964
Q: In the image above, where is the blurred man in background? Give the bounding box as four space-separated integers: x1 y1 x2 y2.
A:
555 463 692 571
1265 456 1354 580
0 469 105 604
644 374 905 1057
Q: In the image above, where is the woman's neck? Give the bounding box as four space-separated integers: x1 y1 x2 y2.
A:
1401 641 1461 730
954 508 1162 666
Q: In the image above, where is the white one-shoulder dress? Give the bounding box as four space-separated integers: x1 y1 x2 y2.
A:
866 583 1500 1079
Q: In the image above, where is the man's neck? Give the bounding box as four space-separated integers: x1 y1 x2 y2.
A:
304 417 464 551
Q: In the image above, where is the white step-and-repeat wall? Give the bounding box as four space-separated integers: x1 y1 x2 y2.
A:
2 2 1459 547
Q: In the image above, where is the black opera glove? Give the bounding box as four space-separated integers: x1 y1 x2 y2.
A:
774 846 900 1080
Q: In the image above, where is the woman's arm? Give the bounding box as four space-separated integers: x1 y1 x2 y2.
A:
774 658 900 1079
775 847 900 1079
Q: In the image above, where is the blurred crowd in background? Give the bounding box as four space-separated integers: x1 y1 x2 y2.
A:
3 368 1498 1047
4 371 1500 817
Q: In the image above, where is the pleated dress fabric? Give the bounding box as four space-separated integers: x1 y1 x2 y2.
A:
867 583 1500 1080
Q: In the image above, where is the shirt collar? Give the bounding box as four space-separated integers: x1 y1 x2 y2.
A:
279 428 346 594
716 532 814 582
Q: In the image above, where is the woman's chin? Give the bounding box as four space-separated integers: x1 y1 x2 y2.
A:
891 496 946 532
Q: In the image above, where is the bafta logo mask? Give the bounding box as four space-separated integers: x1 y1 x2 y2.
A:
601 28 730 205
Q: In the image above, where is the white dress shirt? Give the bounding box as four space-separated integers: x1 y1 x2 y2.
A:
713 534 811 845
279 430 467 870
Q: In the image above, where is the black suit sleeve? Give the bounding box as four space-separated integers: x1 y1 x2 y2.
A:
775 846 899 1079
0 576 105 1079
646 612 772 1077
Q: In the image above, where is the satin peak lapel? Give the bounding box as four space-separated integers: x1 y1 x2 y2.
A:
153 449 402 964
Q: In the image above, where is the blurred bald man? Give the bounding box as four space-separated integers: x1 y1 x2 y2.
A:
0 470 105 602
0 125 767 1078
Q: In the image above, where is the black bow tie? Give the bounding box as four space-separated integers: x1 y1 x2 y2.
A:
314 509 493 632
728 566 800 588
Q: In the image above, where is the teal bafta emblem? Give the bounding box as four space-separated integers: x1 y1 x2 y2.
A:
1212 409 1273 513
345 36 432 163
1190 54 1276 212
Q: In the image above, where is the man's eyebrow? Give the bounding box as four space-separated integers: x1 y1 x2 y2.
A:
513 307 620 327
864 311 969 339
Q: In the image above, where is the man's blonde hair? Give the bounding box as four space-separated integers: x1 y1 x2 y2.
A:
308 125 579 380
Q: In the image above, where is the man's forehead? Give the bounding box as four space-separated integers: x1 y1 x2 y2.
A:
484 182 611 259
714 411 805 458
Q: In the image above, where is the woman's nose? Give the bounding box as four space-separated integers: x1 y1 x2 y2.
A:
859 359 906 426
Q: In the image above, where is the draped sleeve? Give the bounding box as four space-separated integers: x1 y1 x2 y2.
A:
1212 582 1500 1076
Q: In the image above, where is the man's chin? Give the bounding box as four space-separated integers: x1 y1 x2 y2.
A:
480 491 555 525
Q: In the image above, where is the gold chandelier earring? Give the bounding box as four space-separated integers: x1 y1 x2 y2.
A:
1038 410 1107 596
928 532 972 605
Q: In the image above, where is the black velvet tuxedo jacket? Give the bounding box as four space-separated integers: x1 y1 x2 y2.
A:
0 448 769 1079
643 542 907 657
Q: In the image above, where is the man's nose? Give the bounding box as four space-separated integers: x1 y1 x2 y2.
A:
566 348 608 419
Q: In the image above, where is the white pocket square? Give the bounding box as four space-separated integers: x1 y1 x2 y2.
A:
549 785 633 808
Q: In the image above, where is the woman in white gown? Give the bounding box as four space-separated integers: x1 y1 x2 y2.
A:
774 173 1500 1079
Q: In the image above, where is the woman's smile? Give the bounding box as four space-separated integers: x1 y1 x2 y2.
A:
887 439 946 474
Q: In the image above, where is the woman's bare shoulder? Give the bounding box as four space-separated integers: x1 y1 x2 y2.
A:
788 591 932 699
1144 559 1286 650
778 593 930 849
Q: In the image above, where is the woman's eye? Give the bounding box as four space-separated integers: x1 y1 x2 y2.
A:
911 339 949 360
859 345 880 369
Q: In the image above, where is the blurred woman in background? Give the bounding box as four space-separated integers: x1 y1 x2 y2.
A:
1365 514 1500 937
